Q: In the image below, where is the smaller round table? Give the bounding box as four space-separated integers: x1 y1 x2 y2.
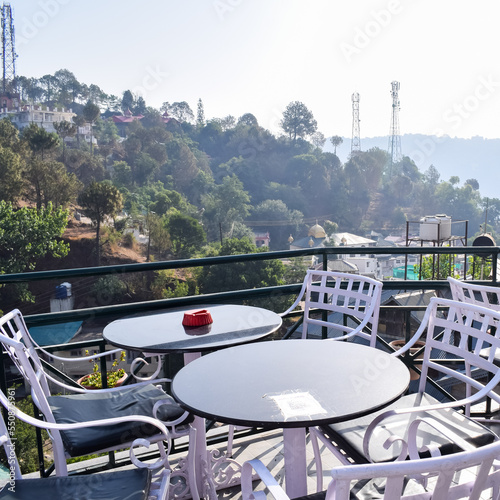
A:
103 304 282 357
172 339 410 497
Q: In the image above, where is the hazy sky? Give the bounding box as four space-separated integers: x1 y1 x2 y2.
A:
9 0 500 140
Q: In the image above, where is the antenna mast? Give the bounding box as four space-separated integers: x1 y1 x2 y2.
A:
1 3 16 93
388 80 402 170
351 92 361 155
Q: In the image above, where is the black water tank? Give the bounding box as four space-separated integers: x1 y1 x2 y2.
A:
472 234 496 246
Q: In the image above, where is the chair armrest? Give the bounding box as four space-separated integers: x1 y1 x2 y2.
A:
39 359 173 393
362 397 496 462
389 305 434 358
241 459 290 500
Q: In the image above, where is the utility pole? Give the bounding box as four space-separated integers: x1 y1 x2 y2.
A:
351 92 361 155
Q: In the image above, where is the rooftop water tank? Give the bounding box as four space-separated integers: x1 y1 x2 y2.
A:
61 282 72 297
55 285 67 299
55 282 72 299
419 214 451 241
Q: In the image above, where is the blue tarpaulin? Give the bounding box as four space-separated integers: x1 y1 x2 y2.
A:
28 321 82 346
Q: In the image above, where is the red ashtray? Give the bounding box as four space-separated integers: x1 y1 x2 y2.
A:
182 309 213 327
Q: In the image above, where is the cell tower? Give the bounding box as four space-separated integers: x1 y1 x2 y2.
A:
351 92 361 155
388 81 402 168
1 3 16 94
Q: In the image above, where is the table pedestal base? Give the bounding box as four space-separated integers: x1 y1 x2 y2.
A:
283 428 307 498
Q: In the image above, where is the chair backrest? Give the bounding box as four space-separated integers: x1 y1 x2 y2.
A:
403 297 500 412
323 433 500 499
0 309 69 461
448 276 500 311
282 270 383 346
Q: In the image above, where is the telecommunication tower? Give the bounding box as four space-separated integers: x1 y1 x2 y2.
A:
351 92 361 154
388 80 402 169
1 3 16 93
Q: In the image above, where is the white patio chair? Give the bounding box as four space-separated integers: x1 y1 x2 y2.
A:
311 297 500 477
227 271 383 456
449 276 500 357
0 308 196 498
241 428 500 500
281 270 383 346
0 388 174 500
448 276 500 311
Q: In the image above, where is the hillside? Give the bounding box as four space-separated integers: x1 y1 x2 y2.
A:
326 134 500 200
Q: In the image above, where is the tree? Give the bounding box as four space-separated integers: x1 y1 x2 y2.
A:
53 69 81 106
39 161 82 208
39 74 57 102
22 123 60 161
465 178 480 191
78 182 123 265
311 131 326 148
65 149 106 185
54 120 77 161
93 118 120 158
197 237 286 309
147 212 170 260
121 90 135 113
82 100 101 154
250 200 303 250
0 201 69 303
0 146 24 203
167 213 206 258
330 135 343 155
237 113 258 127
415 252 460 280
111 161 132 189
161 101 194 123
132 152 159 186
280 101 317 141
134 96 147 115
201 175 251 241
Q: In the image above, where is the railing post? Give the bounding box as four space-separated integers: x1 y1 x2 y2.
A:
492 251 498 284
99 340 108 390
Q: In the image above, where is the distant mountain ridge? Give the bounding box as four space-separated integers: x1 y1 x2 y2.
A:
324 134 500 200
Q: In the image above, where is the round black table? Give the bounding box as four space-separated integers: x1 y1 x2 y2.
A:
172 339 410 497
103 304 282 360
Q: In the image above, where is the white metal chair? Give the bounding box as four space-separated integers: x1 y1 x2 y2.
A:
448 276 500 356
226 271 383 457
311 297 500 476
448 276 500 311
0 387 173 500
241 429 500 499
0 309 196 498
281 270 383 346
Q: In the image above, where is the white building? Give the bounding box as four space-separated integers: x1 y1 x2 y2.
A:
0 104 76 133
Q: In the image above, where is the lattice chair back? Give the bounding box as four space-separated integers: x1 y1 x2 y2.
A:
0 309 69 470
448 276 500 315
407 297 500 415
282 270 382 346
